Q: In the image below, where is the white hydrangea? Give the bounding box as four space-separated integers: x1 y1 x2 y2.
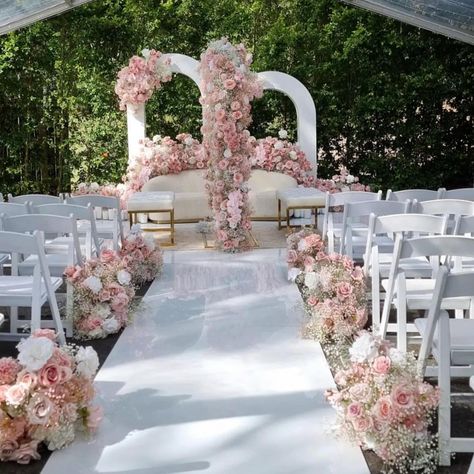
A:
102 318 120 335
46 424 76 451
83 276 102 294
95 303 111 320
349 332 379 363
117 270 131 286
346 174 355 184
224 149 232 159
304 271 318 290
90 182 100 192
75 346 99 379
17 337 54 372
278 129 288 139
388 347 406 366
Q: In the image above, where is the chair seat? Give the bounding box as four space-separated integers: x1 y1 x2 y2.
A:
0 275 62 306
416 318 474 366
382 278 472 310
47 235 104 253
19 254 70 277
368 255 433 278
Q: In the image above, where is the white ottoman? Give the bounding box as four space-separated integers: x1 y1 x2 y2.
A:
127 192 175 245
277 188 326 230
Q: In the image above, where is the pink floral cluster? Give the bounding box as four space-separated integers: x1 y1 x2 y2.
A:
115 49 172 110
123 133 207 200
315 165 370 194
0 330 101 464
200 38 263 251
250 137 315 186
64 250 135 339
119 226 163 286
326 332 439 473
302 252 368 345
286 229 325 281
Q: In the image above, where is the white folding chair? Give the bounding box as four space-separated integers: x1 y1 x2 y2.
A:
417 265 474 466
381 235 474 352
415 199 474 234
386 188 444 202
37 203 102 258
0 230 65 344
453 215 474 271
67 195 124 250
443 188 474 201
340 199 410 259
8 193 62 205
365 213 448 330
321 190 382 253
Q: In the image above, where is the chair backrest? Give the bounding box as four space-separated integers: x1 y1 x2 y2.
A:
341 200 410 256
37 203 101 255
419 266 474 372
455 215 474 236
398 235 474 261
0 229 41 255
8 194 62 205
0 202 30 220
1 214 82 264
414 199 474 217
443 188 474 201
66 194 119 210
386 188 443 202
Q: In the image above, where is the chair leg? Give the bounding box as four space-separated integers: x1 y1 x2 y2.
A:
396 274 407 352
438 310 452 466
278 200 282 230
371 273 380 331
170 209 175 245
286 208 290 231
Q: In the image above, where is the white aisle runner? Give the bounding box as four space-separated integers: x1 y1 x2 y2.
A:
42 249 370 474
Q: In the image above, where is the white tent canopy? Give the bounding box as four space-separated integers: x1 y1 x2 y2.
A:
342 0 474 45
0 0 95 36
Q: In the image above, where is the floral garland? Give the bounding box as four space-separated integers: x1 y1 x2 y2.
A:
115 49 172 110
326 332 439 474
286 228 325 281
64 250 135 339
200 38 263 251
120 226 163 286
0 330 101 464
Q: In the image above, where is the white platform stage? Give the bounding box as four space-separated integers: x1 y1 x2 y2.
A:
41 249 369 474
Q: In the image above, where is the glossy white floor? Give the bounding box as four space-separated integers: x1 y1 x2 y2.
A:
42 249 370 474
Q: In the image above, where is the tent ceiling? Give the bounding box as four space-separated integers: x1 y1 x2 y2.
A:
341 0 474 45
0 0 95 36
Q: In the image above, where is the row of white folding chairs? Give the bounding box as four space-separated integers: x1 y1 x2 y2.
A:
386 186 474 202
6 193 124 250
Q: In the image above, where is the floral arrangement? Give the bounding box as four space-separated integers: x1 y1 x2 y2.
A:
0 330 101 464
251 132 315 187
315 165 370 194
326 331 439 474
120 226 163 286
64 250 135 339
286 228 325 281
200 37 263 251
301 252 368 347
115 48 172 110
123 133 207 200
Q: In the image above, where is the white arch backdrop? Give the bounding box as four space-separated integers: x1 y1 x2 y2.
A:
126 53 318 176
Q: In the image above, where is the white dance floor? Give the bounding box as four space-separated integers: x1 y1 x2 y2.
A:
42 249 370 474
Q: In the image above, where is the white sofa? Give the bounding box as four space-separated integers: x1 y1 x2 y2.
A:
142 169 298 221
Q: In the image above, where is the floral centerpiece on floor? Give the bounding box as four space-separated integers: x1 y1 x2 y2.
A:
302 252 367 348
200 37 263 252
115 48 172 110
286 228 325 281
65 250 135 339
326 331 439 474
120 226 163 286
0 330 101 464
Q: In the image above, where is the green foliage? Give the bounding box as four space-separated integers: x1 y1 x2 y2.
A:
0 0 472 195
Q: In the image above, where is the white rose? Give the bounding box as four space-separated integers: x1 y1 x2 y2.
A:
17 336 54 371
75 346 99 379
278 129 288 139
349 332 379 363
297 239 308 252
274 141 284 150
288 267 302 282
83 276 103 294
304 271 318 290
102 318 120 335
141 48 151 59
346 174 355 184
224 149 232 159
90 182 100 192
95 303 111 320
152 134 162 143
184 136 194 146
289 151 297 160
388 347 405 366
117 270 132 286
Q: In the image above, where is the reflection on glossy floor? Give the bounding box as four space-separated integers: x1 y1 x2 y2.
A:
42 249 370 474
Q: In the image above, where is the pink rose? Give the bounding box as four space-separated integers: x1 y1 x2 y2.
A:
0 384 8 402
26 393 54 425
38 362 71 387
351 266 364 281
374 396 392 420
304 234 322 248
8 439 40 465
215 109 226 121
5 384 28 407
16 370 37 391
232 111 243 120
372 356 391 375
303 256 315 272
392 384 414 409
336 282 353 300
287 250 298 264
32 329 57 341
0 439 19 462
100 249 117 264
0 357 20 385
111 292 130 312
231 101 241 110
224 79 236 90
307 295 319 307
99 289 112 302
349 383 369 401
346 402 362 419
353 416 372 432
